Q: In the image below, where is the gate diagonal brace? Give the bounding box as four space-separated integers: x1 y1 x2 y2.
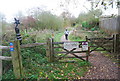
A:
57 48 86 61
57 48 76 60
90 40 111 53
64 48 86 61
70 52 86 61
99 45 111 53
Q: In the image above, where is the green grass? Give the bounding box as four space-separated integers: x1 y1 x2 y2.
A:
69 33 85 41
23 59 90 79
2 56 90 79
54 31 64 42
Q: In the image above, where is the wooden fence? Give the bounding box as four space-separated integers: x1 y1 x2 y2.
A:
0 40 46 79
99 16 120 34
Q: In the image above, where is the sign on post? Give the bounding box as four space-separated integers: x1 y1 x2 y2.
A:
64 42 79 50
82 42 88 51
10 42 14 51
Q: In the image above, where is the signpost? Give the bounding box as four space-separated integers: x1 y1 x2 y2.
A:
14 18 22 45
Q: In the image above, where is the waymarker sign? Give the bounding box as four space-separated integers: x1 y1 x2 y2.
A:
82 42 88 51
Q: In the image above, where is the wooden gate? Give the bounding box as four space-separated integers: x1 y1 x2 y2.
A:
46 38 90 62
86 36 114 53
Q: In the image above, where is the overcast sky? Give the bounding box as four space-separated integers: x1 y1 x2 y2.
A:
0 0 118 22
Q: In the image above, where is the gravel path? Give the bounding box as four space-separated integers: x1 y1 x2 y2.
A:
60 29 119 80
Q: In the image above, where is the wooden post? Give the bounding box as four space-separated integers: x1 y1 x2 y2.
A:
0 49 2 80
86 36 89 61
116 34 119 53
46 38 51 62
52 32 54 39
85 36 88 41
51 38 55 62
86 46 90 62
113 34 118 53
11 40 23 79
113 34 115 53
46 38 54 62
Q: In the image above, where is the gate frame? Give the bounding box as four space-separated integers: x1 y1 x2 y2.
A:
46 38 90 62
86 35 114 53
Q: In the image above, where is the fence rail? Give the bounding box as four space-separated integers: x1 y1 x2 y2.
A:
0 56 12 61
0 43 46 50
0 46 9 49
21 43 46 48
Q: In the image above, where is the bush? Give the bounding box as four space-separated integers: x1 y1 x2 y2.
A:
82 21 89 28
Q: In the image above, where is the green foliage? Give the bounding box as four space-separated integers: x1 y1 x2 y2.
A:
54 31 64 42
24 59 90 79
81 18 99 30
69 34 81 41
3 52 90 79
82 21 89 28
21 29 54 44
76 9 102 30
74 24 79 28
69 33 85 41
91 28 95 31
35 11 64 30
2 69 15 79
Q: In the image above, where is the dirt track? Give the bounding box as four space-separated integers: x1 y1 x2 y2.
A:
61 29 119 80
81 52 119 79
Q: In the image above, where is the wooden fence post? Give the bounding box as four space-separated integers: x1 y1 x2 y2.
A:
46 38 51 62
113 34 119 53
11 40 23 78
51 38 55 62
0 49 2 80
116 34 119 53
113 34 115 53
46 38 54 62
86 36 89 61
86 47 90 61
